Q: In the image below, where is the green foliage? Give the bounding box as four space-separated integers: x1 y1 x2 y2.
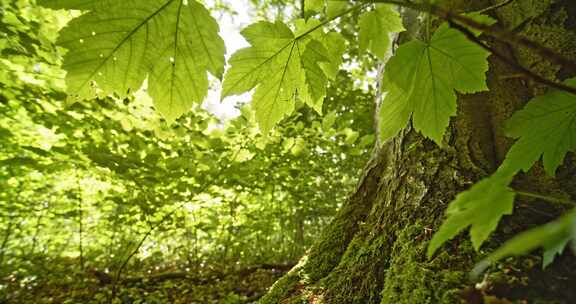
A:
3 0 576 300
306 0 324 13
428 78 576 265
41 0 225 122
37 0 96 9
474 209 576 273
358 4 404 60
427 170 516 257
222 20 343 132
504 78 576 176
379 22 490 145
1 1 375 302
327 1 348 18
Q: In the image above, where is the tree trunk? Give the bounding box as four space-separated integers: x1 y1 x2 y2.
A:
260 1 576 303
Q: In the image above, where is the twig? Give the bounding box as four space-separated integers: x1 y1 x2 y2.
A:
75 169 84 272
108 201 200 302
515 190 576 207
295 2 369 40
478 0 515 14
446 12 576 73
447 20 576 95
263 0 576 94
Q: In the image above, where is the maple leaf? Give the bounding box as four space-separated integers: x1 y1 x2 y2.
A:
222 21 339 133
358 4 404 60
42 0 225 122
318 32 346 81
379 23 490 145
503 78 576 175
474 209 576 274
428 170 516 257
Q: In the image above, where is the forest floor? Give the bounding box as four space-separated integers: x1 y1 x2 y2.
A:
0 258 291 304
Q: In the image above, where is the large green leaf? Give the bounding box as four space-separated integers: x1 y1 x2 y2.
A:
300 40 330 113
428 78 576 259
474 209 576 274
221 21 334 133
47 0 225 122
427 169 516 257
380 23 490 145
504 78 576 176
318 32 346 81
306 0 325 13
358 4 404 60
378 84 411 141
327 1 348 18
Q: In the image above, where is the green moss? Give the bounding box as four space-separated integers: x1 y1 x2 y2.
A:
301 158 385 283
301 202 361 282
258 269 303 304
259 163 385 304
496 0 552 29
380 223 475 304
317 229 390 303
314 193 432 304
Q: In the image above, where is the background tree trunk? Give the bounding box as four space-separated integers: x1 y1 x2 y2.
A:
260 1 576 303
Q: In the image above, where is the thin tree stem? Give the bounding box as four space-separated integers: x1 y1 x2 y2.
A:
478 0 515 14
0 217 14 269
295 3 369 40
75 170 84 271
516 191 576 207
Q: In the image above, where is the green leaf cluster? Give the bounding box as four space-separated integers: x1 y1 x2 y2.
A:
221 20 344 133
379 22 490 145
504 78 576 176
40 0 225 122
429 78 576 267
7 0 576 288
474 208 576 274
358 4 404 60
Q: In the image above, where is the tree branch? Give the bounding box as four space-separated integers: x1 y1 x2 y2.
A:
478 0 515 14
515 190 576 207
319 0 576 94
366 0 576 75
295 2 369 40
447 20 576 95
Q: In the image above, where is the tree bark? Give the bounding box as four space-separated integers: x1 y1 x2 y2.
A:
260 1 576 303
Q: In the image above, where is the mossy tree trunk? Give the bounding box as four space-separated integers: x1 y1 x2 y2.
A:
261 1 576 303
